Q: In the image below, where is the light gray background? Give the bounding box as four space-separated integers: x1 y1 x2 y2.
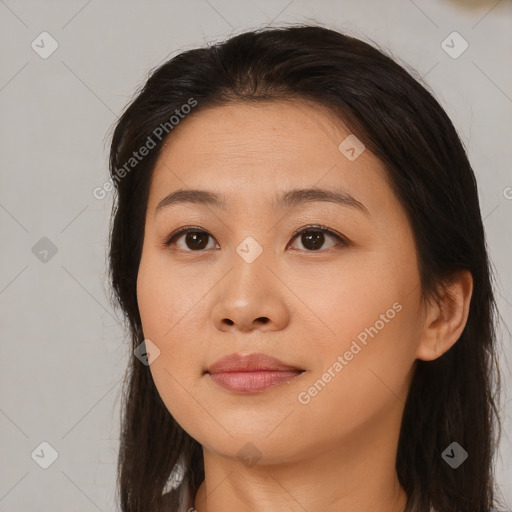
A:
1 0 511 510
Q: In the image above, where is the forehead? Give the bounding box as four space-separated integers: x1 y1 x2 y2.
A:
148 100 396 217
156 99 356 168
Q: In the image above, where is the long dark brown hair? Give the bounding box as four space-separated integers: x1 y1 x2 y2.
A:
106 24 505 512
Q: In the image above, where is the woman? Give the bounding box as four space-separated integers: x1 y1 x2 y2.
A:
107 24 505 512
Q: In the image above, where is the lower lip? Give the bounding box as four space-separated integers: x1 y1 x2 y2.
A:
208 370 303 393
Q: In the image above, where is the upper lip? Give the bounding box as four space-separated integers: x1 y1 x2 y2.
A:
206 352 304 374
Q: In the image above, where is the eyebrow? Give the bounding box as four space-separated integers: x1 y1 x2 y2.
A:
155 187 370 216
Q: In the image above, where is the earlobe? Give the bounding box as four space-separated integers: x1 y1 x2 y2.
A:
415 270 473 361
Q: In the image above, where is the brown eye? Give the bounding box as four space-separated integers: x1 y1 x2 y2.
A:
288 226 346 251
164 228 217 251
181 231 212 250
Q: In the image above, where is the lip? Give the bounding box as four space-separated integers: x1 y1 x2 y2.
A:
205 352 305 393
206 352 304 374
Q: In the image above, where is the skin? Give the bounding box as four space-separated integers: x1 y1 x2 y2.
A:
136 99 473 512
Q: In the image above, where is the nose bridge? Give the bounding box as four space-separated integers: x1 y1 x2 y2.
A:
235 231 267 265
230 232 273 291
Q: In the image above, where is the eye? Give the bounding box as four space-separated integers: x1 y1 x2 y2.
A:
288 225 349 251
164 226 217 251
163 224 349 252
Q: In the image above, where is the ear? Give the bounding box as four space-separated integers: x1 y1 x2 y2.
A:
415 270 473 361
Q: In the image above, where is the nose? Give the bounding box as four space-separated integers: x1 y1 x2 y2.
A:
211 253 290 333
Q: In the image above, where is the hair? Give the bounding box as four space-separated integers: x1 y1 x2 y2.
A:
106 23 505 512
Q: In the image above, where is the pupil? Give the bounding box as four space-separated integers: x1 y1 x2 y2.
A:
186 232 209 250
302 231 324 250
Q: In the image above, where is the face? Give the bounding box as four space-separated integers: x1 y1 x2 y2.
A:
136 100 426 464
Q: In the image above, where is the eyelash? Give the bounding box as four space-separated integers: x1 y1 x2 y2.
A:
163 224 350 252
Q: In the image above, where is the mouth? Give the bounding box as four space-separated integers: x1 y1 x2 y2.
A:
206 369 306 393
205 352 306 393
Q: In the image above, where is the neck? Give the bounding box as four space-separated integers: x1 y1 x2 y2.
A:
193 409 408 512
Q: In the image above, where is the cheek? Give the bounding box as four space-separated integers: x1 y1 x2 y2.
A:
316 239 420 361
136 253 206 420
136 252 161 336
302 262 401 350
136 251 198 341
299 267 419 414
295 309 417 441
